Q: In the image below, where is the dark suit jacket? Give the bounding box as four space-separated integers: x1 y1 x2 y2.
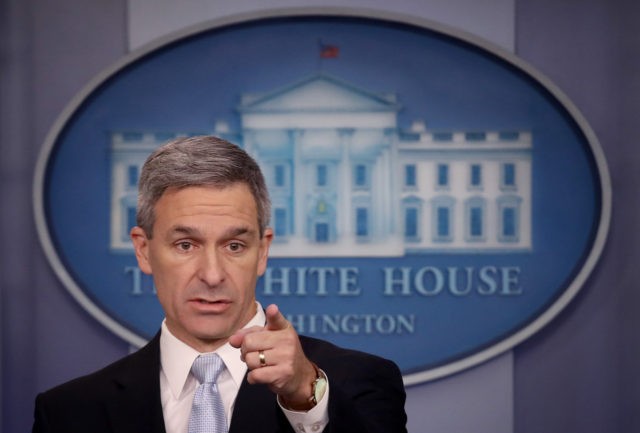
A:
32 334 407 433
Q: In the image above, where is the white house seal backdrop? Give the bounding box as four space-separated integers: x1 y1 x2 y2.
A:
34 10 610 385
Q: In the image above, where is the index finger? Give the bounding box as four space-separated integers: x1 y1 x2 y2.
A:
265 304 290 331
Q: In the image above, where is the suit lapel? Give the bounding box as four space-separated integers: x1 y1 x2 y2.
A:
97 333 296 433
229 376 290 433
105 334 167 433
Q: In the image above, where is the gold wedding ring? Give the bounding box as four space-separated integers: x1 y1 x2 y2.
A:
258 350 266 367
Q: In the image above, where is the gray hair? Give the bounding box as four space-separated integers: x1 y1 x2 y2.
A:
136 135 271 237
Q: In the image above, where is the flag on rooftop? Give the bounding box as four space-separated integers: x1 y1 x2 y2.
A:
319 42 339 59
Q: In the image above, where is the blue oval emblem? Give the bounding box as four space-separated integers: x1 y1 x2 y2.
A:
34 10 610 384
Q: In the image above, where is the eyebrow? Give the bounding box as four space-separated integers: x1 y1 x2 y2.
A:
167 225 255 239
168 225 201 238
222 226 254 238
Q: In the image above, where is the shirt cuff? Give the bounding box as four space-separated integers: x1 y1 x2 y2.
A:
278 373 329 433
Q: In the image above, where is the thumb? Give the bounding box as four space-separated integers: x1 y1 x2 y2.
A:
228 331 245 349
265 304 290 331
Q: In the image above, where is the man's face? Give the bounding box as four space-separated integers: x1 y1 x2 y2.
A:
131 183 272 352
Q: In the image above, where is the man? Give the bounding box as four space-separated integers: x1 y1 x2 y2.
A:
32 135 407 433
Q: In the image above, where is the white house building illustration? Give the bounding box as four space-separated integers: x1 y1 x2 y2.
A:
110 74 532 256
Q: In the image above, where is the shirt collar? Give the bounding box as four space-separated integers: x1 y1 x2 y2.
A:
160 302 266 400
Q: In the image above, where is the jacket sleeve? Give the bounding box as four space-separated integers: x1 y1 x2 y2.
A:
300 337 408 433
325 354 408 433
32 393 50 433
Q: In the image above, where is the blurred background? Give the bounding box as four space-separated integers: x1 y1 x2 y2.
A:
2 0 639 432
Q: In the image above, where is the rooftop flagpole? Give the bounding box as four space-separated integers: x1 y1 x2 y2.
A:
317 39 339 71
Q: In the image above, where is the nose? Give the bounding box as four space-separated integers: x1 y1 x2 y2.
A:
197 247 225 288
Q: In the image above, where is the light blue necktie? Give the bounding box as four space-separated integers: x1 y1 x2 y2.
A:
188 353 227 433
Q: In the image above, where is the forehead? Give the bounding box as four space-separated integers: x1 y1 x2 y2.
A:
154 183 259 223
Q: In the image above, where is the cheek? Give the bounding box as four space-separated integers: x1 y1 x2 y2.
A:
237 266 260 300
152 266 184 307
154 281 173 312
249 248 269 275
256 257 268 277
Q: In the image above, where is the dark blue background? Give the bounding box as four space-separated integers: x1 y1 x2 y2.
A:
43 16 600 374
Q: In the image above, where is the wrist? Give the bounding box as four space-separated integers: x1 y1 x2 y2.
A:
280 362 327 411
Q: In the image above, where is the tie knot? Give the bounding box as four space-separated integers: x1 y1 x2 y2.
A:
191 353 224 384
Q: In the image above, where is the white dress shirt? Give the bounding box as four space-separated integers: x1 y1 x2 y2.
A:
159 302 329 433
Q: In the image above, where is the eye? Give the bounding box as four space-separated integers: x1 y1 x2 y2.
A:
176 241 194 251
226 242 244 253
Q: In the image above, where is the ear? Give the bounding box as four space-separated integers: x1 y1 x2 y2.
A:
257 227 273 277
130 226 153 275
